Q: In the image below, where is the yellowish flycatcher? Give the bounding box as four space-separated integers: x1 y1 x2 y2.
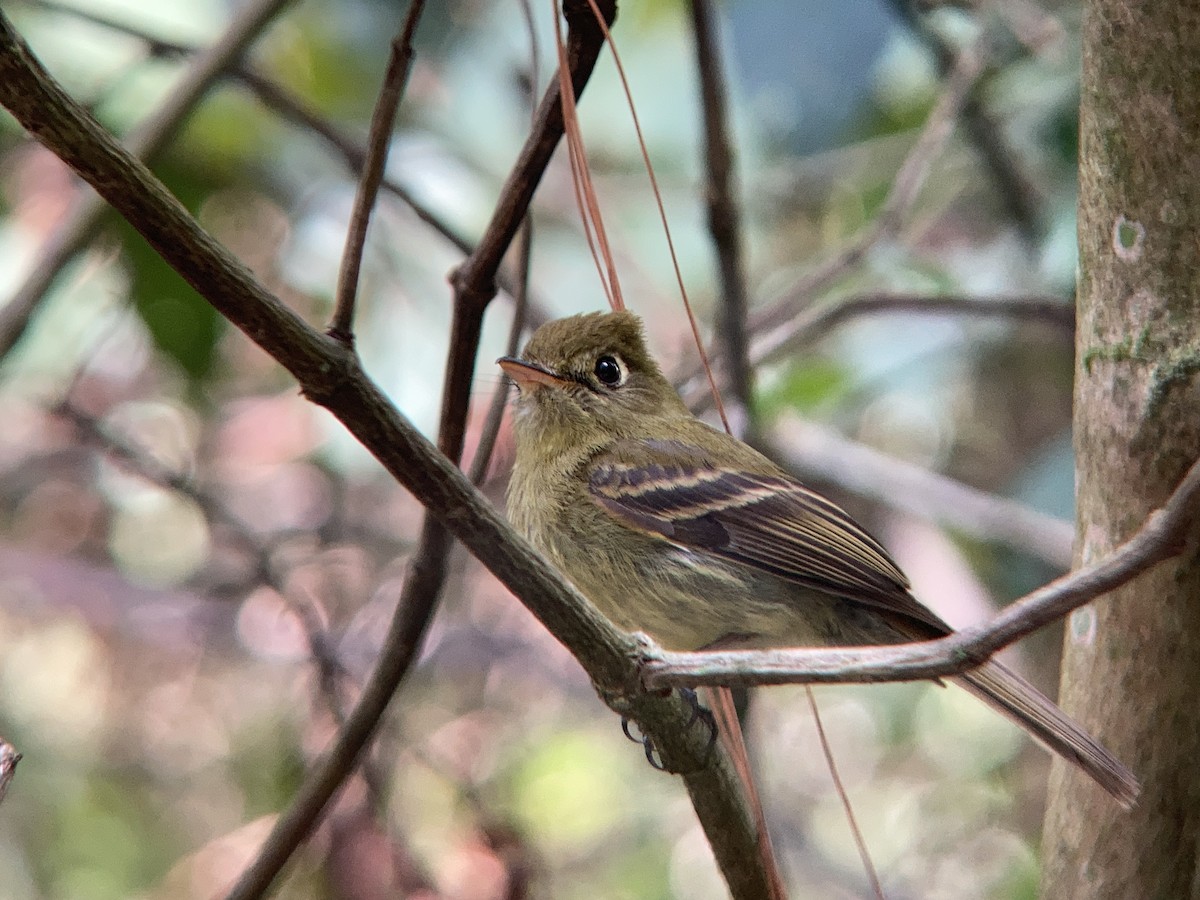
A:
500 310 1137 805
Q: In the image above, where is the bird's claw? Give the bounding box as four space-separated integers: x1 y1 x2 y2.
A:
620 688 717 770
621 717 665 769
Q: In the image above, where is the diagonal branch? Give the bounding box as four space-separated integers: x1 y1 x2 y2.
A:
885 0 1045 240
641 454 1200 689
0 11 787 900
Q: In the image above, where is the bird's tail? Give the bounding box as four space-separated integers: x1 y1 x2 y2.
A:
954 659 1139 807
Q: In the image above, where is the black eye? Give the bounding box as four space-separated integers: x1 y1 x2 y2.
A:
594 355 623 386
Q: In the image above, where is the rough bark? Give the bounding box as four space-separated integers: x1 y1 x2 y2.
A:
1043 0 1200 896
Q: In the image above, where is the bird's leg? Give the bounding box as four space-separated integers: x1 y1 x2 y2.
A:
679 687 718 751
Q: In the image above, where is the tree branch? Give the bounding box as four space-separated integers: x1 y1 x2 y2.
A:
673 32 991 413
641 454 1200 688
745 291 1072 381
745 34 990 341
887 0 1045 240
0 738 19 806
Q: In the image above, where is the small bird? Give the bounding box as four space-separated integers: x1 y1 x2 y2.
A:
499 310 1137 805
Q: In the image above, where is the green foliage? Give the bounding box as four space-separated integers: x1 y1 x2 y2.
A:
39 774 182 899
758 356 852 418
230 717 306 818
116 162 223 384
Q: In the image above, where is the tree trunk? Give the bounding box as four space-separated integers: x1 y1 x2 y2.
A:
1042 0 1200 896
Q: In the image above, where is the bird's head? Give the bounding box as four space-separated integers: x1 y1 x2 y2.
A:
499 311 688 459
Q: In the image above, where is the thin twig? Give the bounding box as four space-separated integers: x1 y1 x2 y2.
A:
806 690 884 898
21 1 549 328
690 0 753 430
641 454 1200 689
888 0 1045 240
554 0 623 310
469 221 532 487
239 3 619 896
329 0 427 343
0 0 298 360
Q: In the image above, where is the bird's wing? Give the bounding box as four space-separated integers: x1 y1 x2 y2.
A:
587 439 949 635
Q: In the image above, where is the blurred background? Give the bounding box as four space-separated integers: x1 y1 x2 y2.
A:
0 0 1083 896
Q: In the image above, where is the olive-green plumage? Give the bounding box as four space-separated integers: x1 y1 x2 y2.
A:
501 310 1137 805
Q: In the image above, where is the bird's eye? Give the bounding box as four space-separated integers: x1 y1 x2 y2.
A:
593 355 624 387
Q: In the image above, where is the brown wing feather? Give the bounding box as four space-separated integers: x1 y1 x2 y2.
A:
587 440 949 634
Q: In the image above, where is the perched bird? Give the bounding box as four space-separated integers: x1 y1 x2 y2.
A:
499 310 1137 805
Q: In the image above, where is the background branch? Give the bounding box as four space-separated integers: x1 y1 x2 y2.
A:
0 0 297 360
745 291 1073 377
743 34 990 343
769 414 1075 569
887 0 1046 240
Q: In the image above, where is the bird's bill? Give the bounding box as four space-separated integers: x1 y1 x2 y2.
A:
498 357 570 390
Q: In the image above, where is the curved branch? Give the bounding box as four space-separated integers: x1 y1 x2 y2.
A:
641 455 1200 688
